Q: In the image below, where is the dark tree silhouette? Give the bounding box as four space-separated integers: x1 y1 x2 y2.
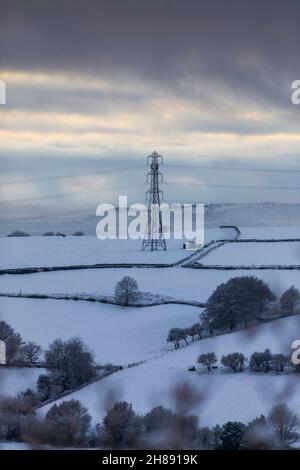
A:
204 276 276 331
114 276 140 306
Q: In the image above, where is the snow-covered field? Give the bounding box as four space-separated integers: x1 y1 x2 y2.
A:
0 237 184 268
2 226 298 270
38 313 300 427
0 297 201 364
0 227 235 269
1 221 300 431
2 267 299 304
0 367 43 397
239 226 300 240
201 241 300 266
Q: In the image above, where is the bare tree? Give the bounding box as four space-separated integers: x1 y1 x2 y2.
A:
280 286 300 314
19 342 42 363
114 276 140 306
268 403 298 448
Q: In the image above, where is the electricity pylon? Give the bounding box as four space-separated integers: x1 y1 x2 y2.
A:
142 151 167 251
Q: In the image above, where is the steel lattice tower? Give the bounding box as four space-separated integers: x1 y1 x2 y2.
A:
142 151 166 251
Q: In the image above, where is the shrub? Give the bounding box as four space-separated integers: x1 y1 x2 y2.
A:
0 396 35 441
73 231 85 236
7 230 30 237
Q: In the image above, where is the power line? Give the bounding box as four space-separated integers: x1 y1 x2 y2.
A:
167 163 300 174
2 180 299 206
0 159 143 175
0 164 144 186
2 182 144 204
166 181 300 191
2 162 300 187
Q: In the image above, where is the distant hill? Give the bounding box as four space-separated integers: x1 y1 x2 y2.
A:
0 203 300 236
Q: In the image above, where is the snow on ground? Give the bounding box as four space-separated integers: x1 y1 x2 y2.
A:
0 297 201 364
202 241 300 266
3 226 295 270
38 314 300 427
2 267 299 304
2 223 300 429
239 226 300 240
0 367 43 397
0 227 235 270
0 237 183 269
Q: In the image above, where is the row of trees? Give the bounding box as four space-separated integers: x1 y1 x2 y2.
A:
0 321 96 401
197 349 296 373
0 395 297 450
43 231 85 236
167 279 300 350
115 276 300 314
6 230 86 237
167 324 203 349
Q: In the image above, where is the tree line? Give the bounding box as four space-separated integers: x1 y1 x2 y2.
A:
196 349 298 373
167 277 300 349
0 395 298 450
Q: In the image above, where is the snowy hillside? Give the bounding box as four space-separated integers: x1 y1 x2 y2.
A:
0 297 201 364
0 367 43 397
38 313 300 427
1 219 300 436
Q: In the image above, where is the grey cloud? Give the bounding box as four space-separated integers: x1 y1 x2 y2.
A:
1 0 300 216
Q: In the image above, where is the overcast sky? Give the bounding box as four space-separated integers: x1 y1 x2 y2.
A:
1 0 300 217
